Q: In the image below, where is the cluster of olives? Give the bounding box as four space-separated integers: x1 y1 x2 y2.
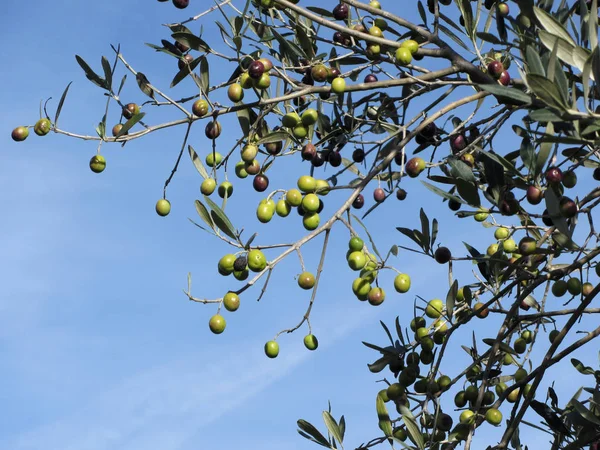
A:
346 235 411 306
329 0 419 66
309 64 347 95
475 223 598 308
552 273 595 299
207 250 267 334
227 58 274 97
394 39 420 66
375 320 507 444
264 333 319 359
253 175 331 230
90 103 145 176
209 246 319 357
218 248 268 281
281 108 319 141
11 117 112 179
259 266 322 357
536 166 579 222
376 301 538 444
11 118 52 142
485 53 511 86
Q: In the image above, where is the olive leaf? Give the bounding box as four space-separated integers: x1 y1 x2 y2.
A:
54 81 72 127
188 145 209 179
115 112 145 138
297 420 331 448
75 55 108 89
204 195 238 240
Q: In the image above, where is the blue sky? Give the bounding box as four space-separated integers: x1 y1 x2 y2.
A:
2 1 599 449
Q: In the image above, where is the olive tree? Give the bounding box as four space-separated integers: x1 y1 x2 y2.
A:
10 0 600 448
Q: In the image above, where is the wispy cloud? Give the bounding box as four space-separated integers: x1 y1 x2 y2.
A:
2 297 384 450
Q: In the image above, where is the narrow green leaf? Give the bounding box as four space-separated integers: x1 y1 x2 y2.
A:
171 31 210 52
204 195 237 239
297 430 329 448
322 411 343 445
397 227 424 249
395 316 404 343
525 46 545 76
520 138 536 173
536 123 554 176
464 242 489 281
115 112 145 138
188 145 209 179
456 179 481 207
168 24 193 34
136 72 154 99
526 74 568 110
75 55 107 89
482 152 505 190
478 84 532 105
362 341 387 353
446 280 459 316
368 356 389 373
448 157 476 182
171 55 202 88
244 232 258 250
538 31 592 79
482 338 518 355
380 320 394 346
199 56 210 93
195 200 215 230
295 24 315 60
583 52 593 111
534 7 576 45
306 6 334 17
572 399 600 426
337 56 369 66
592 46 600 87
54 81 72 127
145 42 181 58
256 131 288 145
403 414 425 450
454 0 474 37
338 416 345 443
590 0 599 52
438 24 470 51
376 395 393 437
431 218 438 248
419 208 430 253
528 109 564 123
117 74 127 96
477 32 502 44
297 420 331 448
571 358 596 375
96 121 105 139
237 107 259 138
554 57 569 103
545 187 571 237
421 180 466 204
101 56 113 90
496 7 507 42
417 1 427 25
352 214 381 259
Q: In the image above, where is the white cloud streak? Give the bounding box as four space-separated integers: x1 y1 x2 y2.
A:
1 295 384 450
